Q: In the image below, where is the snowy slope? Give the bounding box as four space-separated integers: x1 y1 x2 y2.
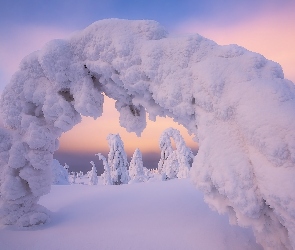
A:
0 179 262 250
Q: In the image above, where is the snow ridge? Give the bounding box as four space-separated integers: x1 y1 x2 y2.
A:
0 19 294 249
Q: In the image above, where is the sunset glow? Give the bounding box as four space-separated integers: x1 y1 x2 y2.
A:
58 96 198 155
174 4 295 82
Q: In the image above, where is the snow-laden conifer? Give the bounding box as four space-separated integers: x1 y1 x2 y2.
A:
129 148 147 183
96 153 112 185
88 161 98 185
107 134 129 185
158 134 173 175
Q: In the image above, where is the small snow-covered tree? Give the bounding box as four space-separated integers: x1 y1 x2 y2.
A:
88 161 98 185
158 128 194 179
107 134 129 185
96 153 112 185
51 159 70 185
64 163 69 172
129 148 147 183
77 171 84 179
71 172 76 184
143 167 154 180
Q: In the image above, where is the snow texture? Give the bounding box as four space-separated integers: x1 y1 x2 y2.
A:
51 159 69 185
158 127 194 179
0 18 294 249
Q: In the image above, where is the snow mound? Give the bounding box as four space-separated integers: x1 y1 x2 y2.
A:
0 18 294 249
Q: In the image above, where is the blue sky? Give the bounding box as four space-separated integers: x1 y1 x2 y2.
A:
0 0 277 29
0 0 294 171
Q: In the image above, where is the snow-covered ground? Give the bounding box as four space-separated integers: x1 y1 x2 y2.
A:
0 179 262 250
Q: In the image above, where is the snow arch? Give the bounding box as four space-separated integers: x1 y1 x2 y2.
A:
158 127 194 179
0 19 294 249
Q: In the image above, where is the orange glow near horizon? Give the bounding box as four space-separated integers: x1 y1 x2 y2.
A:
58 96 198 155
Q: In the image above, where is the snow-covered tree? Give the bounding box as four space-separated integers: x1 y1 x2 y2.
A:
158 128 194 180
64 163 69 172
88 161 98 185
51 159 70 185
158 133 173 175
106 134 129 185
77 171 84 179
164 151 179 179
71 172 77 184
129 148 147 183
96 153 112 185
143 167 154 180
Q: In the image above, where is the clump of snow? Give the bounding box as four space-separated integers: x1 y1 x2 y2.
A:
51 159 69 185
0 18 294 249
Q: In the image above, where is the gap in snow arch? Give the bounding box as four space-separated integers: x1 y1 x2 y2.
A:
54 95 199 174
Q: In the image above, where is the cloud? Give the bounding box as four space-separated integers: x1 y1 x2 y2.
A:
172 2 295 83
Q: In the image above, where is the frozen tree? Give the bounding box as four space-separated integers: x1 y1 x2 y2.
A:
96 153 112 185
71 172 77 184
77 171 84 179
158 128 194 180
88 161 98 185
129 148 147 183
143 167 154 180
107 134 129 185
51 159 69 185
0 19 294 249
64 163 69 172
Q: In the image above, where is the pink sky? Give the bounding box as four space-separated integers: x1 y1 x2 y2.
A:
174 3 295 83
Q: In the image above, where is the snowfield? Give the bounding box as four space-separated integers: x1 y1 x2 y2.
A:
0 179 262 250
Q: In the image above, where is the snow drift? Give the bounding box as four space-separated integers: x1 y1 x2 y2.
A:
0 19 294 249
